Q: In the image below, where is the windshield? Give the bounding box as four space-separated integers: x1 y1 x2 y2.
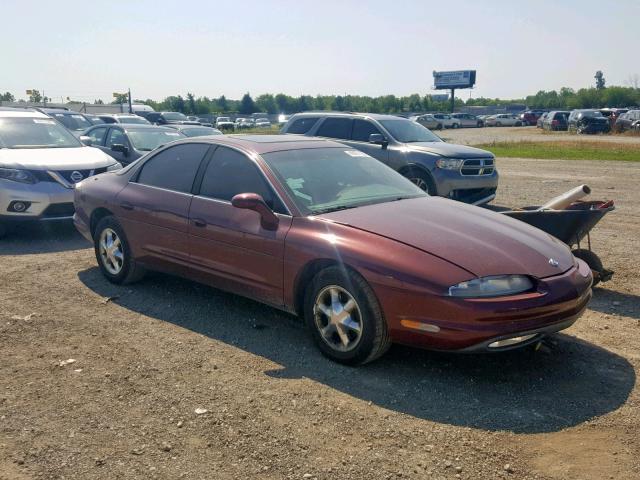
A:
0 117 82 148
126 129 184 151
51 112 93 131
582 110 603 118
181 127 222 137
379 119 442 143
117 116 149 124
217 117 231 122
162 112 188 121
262 148 426 215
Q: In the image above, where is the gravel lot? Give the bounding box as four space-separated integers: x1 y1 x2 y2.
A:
1 157 639 480
441 126 640 146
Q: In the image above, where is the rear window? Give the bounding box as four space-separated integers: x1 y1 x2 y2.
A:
316 118 353 140
287 117 319 134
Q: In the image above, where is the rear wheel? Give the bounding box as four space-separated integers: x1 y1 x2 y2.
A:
304 266 391 365
452 123 459 129
94 216 145 284
572 249 603 286
436 123 443 130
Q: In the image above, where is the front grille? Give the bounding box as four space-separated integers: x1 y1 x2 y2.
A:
41 203 75 218
31 167 107 185
461 158 494 176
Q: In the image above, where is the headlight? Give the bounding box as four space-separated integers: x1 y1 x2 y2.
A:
107 162 123 171
448 275 533 298
435 158 463 170
0 167 38 184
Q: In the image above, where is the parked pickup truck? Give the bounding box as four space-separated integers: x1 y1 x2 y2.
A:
281 112 498 205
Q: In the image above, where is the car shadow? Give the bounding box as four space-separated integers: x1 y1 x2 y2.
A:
78 267 635 434
0 221 90 255
588 286 640 321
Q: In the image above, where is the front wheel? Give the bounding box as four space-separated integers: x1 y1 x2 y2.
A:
403 168 437 195
436 123 443 130
304 267 391 365
452 123 459 129
94 216 145 284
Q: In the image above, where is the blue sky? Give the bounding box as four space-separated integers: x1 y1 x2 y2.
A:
2 0 638 102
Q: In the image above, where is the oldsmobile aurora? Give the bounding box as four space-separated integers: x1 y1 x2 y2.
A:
73 135 592 364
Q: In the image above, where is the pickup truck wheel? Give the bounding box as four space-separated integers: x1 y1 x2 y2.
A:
403 168 437 195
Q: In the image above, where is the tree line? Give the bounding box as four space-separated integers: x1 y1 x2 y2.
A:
2 85 639 114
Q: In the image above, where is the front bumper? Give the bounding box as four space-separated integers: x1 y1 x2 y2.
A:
380 260 593 352
432 166 499 204
0 178 75 224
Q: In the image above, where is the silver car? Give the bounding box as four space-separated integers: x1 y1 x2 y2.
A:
281 112 498 205
0 108 121 237
415 113 460 130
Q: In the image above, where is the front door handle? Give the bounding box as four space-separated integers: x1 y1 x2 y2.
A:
193 219 206 228
120 202 134 211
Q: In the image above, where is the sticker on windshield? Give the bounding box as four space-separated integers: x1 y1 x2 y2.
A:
33 119 56 124
165 132 180 136
345 150 368 157
71 115 85 119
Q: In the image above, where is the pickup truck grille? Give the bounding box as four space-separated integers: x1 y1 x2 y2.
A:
461 158 494 176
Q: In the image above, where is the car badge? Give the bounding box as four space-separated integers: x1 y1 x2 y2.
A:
548 258 559 267
70 171 84 183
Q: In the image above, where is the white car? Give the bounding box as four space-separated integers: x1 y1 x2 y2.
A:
215 116 235 131
485 114 523 127
414 113 460 130
254 117 271 128
0 108 121 237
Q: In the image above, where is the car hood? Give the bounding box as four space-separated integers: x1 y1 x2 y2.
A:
405 142 493 159
0 146 116 170
320 197 574 279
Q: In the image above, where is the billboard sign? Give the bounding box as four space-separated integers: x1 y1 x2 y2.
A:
433 70 476 90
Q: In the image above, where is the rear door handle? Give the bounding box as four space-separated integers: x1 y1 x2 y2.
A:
120 202 134 211
193 219 206 228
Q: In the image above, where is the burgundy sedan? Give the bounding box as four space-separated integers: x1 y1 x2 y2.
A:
73 135 592 364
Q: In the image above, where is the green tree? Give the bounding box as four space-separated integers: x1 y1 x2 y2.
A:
1 91 15 102
255 94 277 114
111 93 128 105
239 93 257 114
595 71 606 90
29 90 43 103
216 95 228 112
186 93 196 114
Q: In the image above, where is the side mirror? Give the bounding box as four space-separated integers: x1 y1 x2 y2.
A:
80 135 93 146
111 143 129 156
369 133 388 149
231 193 279 230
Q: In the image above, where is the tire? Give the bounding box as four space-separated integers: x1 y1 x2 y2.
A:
436 123 443 130
402 167 437 195
304 266 391 365
496 122 502 127
452 123 459 129
93 216 145 284
572 249 603 286
477 121 483 128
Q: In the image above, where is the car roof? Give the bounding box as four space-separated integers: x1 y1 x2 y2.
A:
0 108 49 118
170 134 345 154
39 108 84 115
289 111 403 121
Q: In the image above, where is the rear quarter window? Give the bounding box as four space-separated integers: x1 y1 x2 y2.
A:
286 117 319 134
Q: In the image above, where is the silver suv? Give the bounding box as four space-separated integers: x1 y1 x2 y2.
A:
0 108 121 237
281 112 498 204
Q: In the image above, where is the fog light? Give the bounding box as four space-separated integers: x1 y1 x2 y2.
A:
8 201 31 213
488 334 537 349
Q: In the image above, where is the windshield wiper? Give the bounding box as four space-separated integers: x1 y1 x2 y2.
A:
311 205 358 214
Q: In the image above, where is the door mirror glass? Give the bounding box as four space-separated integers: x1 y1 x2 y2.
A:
79 135 93 146
369 133 388 147
231 193 279 230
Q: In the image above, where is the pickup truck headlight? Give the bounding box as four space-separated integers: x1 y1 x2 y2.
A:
107 162 123 171
435 158 463 170
448 275 533 298
0 167 38 184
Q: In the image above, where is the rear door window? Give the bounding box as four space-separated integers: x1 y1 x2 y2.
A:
87 126 108 146
136 143 209 193
316 118 353 139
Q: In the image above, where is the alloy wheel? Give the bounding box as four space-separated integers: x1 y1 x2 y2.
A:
99 228 124 275
314 285 363 352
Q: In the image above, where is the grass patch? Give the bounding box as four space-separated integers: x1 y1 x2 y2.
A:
473 141 640 162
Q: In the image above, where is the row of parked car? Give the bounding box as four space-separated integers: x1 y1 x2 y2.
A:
0 105 596 364
527 108 640 134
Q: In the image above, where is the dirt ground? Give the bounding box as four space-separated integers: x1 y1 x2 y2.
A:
1 157 639 480
441 125 640 146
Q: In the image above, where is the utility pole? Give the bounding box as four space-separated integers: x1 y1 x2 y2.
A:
128 88 133 113
450 88 455 113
